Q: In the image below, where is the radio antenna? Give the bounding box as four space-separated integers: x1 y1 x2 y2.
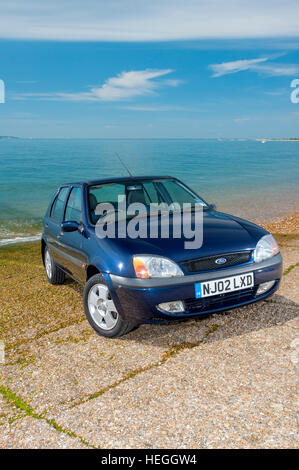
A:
115 152 133 178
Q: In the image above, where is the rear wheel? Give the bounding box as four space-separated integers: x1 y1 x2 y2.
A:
44 247 65 285
83 273 136 338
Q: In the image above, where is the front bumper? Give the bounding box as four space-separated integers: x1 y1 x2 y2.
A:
106 253 282 324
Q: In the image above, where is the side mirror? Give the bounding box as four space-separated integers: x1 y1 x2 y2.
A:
61 221 80 233
209 203 217 210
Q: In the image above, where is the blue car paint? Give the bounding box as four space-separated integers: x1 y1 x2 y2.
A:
195 282 202 299
109 262 281 324
42 176 282 324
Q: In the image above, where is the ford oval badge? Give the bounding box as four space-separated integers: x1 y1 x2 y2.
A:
215 257 227 265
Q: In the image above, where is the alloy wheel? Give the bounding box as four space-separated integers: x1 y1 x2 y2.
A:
88 283 118 330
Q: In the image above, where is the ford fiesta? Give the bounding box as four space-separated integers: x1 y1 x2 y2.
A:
42 176 282 338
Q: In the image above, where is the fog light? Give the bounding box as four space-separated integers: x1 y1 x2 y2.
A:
157 301 185 313
256 280 275 295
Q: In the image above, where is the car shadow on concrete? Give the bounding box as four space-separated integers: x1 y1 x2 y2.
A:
117 293 299 347
63 276 298 349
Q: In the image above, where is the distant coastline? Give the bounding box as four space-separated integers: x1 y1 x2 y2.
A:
0 136 20 140
256 138 299 142
0 136 299 141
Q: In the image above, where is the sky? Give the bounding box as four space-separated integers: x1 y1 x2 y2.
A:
0 0 299 138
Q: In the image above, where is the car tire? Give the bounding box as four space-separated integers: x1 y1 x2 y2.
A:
83 273 136 338
44 247 65 285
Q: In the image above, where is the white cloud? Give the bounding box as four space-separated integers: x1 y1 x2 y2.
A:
122 105 193 112
12 92 98 102
234 117 251 123
210 58 268 77
123 106 168 112
94 69 174 101
210 57 299 77
12 69 176 102
253 63 299 76
264 89 287 96
0 1 299 41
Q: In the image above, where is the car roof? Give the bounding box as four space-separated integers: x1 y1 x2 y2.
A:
61 175 176 187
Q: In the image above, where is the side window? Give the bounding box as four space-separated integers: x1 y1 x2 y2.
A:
89 184 126 206
143 182 162 204
50 187 69 222
88 184 126 224
64 187 82 224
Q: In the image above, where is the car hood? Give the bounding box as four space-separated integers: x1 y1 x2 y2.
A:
92 210 267 276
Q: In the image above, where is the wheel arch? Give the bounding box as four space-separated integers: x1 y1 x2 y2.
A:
41 238 47 266
84 268 128 322
86 264 100 281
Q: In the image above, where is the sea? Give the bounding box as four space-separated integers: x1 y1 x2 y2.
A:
0 138 298 246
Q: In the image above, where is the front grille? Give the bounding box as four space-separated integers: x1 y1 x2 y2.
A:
185 287 257 313
181 251 252 273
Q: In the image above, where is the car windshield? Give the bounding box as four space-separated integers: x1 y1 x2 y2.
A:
88 179 208 224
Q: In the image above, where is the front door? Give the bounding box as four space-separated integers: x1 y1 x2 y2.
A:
46 186 70 267
59 186 86 281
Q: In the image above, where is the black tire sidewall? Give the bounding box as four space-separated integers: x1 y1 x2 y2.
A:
44 247 65 285
45 247 54 282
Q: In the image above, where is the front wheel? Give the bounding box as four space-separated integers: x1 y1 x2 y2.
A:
83 274 136 338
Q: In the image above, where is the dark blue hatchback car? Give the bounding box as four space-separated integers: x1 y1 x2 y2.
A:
42 176 282 337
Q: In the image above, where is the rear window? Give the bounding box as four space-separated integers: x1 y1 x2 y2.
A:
50 187 69 222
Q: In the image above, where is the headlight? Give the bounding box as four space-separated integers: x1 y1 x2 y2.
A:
254 234 279 263
133 255 184 278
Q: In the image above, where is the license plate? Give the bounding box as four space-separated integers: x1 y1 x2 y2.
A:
195 272 254 298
